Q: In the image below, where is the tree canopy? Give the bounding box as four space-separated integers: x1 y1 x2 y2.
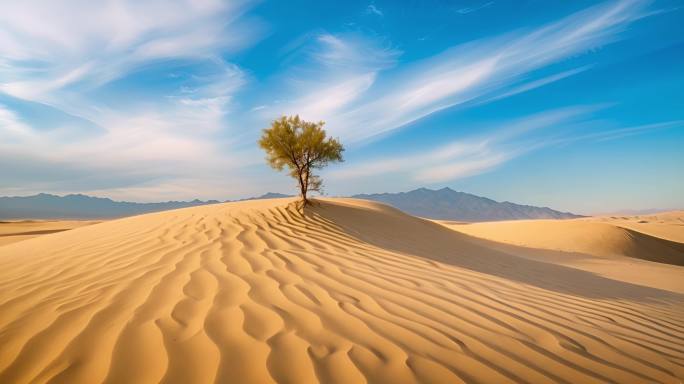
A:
259 115 344 207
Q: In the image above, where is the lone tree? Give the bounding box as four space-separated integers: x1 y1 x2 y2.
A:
259 115 344 207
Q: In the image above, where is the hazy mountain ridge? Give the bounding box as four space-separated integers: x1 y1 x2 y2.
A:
238 192 291 201
0 192 288 219
0 188 581 220
0 193 220 219
352 187 583 221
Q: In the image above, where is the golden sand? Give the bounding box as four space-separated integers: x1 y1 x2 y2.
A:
1 198 682 383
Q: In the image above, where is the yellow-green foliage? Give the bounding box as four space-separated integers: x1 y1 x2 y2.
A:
259 115 344 206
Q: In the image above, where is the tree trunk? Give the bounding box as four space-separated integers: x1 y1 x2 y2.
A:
303 168 310 206
301 187 308 207
297 168 308 207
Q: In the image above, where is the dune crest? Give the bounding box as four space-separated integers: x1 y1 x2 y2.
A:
1 198 683 383
442 218 684 266
592 211 684 244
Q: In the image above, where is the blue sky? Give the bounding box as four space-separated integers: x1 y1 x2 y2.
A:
0 0 682 213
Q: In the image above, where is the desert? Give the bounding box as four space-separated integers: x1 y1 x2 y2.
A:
2 0 683 383
1 198 682 383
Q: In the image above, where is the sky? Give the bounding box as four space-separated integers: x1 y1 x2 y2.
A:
0 0 682 214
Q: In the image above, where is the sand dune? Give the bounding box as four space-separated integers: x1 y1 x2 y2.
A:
591 211 684 243
0 220 99 246
438 218 684 294
1 198 683 383
441 216 684 266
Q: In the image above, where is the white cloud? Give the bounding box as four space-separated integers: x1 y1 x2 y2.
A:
456 1 494 15
0 0 262 103
330 140 491 180
0 101 259 201
1 58 249 175
277 0 649 143
415 153 511 182
0 104 35 140
328 106 604 183
366 4 384 17
555 120 684 144
328 106 681 185
0 0 262 200
255 32 400 125
479 65 593 105
0 0 668 200
288 73 377 121
313 34 398 71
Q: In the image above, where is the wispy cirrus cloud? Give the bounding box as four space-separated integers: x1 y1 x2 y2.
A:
0 60 254 201
366 3 384 17
329 109 682 185
273 0 650 143
255 32 400 123
0 0 262 102
0 0 264 200
478 65 593 105
0 104 35 140
455 1 495 15
335 103 683 186
0 0 678 203
553 120 684 145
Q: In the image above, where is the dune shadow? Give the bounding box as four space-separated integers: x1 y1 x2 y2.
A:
307 200 684 303
616 227 684 265
0 229 70 237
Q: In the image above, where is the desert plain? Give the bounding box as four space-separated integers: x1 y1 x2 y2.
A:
0 198 682 383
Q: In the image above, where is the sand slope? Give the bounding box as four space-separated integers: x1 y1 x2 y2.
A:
0 198 683 383
591 211 684 243
442 217 684 266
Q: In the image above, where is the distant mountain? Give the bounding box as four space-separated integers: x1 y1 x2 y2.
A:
352 187 583 221
0 192 295 219
241 192 292 200
0 193 221 219
0 189 579 221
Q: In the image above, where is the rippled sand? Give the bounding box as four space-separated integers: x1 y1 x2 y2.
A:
1 198 682 383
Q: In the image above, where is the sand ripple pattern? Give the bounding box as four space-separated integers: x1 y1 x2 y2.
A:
0 198 683 383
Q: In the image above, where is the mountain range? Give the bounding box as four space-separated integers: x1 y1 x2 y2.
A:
352 188 582 221
0 192 289 220
0 188 581 221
